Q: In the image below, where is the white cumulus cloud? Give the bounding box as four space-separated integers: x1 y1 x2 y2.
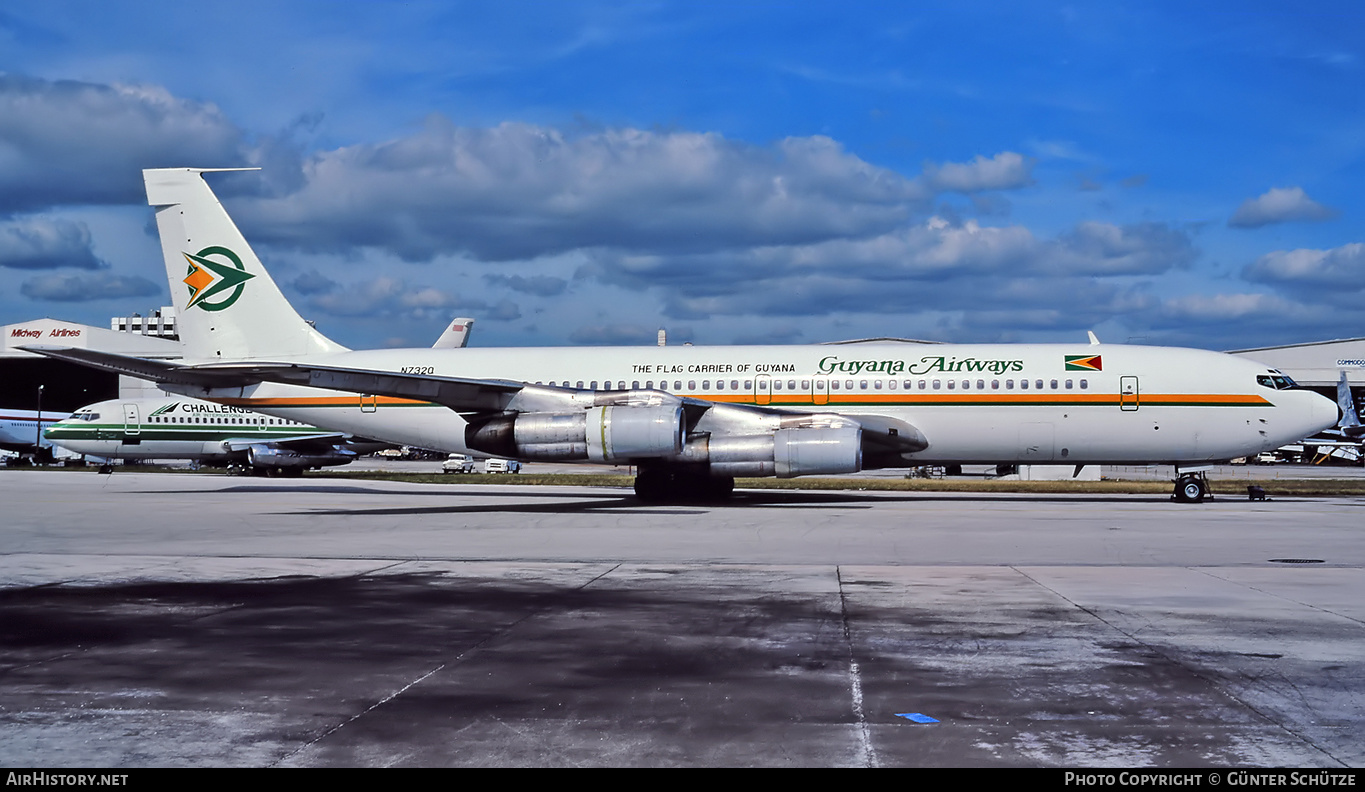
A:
1228 186 1337 229
1243 242 1365 287
232 119 925 262
20 271 161 302
0 216 104 270
921 152 1035 193
0 74 248 212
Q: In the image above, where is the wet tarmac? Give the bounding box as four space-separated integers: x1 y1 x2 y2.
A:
0 469 1361 767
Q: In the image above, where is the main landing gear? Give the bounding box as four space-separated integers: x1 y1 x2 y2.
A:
239 465 305 478
633 466 735 503
1171 471 1211 503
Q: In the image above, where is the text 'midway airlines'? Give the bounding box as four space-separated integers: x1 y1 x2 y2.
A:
26 168 1338 502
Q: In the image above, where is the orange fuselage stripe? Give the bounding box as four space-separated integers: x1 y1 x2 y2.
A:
220 392 1272 409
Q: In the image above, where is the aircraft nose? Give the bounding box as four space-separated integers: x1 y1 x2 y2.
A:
1310 391 1339 432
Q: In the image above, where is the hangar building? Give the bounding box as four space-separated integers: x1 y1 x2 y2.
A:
2 317 183 412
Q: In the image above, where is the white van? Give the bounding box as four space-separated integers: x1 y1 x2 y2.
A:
483 458 522 474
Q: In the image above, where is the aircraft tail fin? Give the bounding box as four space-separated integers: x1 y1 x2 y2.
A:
431 318 475 349
1337 370 1363 437
144 168 349 361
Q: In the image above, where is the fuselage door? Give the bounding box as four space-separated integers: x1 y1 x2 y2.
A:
360 394 378 413
1119 376 1140 411
754 375 772 406
122 403 141 436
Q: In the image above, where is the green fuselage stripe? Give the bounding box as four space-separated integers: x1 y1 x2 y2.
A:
47 424 321 442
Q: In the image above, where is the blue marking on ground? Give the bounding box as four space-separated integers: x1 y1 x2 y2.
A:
895 713 939 723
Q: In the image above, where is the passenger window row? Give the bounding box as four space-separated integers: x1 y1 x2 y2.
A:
144 415 305 426
531 378 1091 392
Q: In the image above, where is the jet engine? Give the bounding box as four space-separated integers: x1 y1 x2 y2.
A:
466 404 685 462
246 446 355 469
675 426 863 477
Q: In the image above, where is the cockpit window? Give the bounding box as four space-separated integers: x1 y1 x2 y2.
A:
1256 373 1297 390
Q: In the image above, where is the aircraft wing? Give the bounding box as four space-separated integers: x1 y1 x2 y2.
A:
20 347 527 412
18 346 263 389
196 361 530 412
237 362 928 452
22 348 929 458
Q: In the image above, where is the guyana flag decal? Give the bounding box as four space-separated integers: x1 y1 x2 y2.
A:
1065 355 1103 372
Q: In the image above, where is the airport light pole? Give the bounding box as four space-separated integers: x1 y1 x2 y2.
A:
35 384 44 464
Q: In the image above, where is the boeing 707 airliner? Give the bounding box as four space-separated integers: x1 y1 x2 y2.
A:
25 168 1339 502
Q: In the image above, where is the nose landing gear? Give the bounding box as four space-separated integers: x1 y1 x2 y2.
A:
1172 471 1211 503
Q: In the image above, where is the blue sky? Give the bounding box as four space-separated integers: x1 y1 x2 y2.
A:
2 1 1363 350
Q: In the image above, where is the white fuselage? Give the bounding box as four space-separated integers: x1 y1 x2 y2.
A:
0 410 70 453
168 342 1336 466
45 396 331 463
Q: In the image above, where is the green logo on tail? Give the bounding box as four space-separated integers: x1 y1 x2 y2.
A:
183 246 255 312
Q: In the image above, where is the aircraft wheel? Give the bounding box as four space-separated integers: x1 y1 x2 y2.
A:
1173 475 1206 503
633 468 671 503
701 475 735 501
634 469 735 503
